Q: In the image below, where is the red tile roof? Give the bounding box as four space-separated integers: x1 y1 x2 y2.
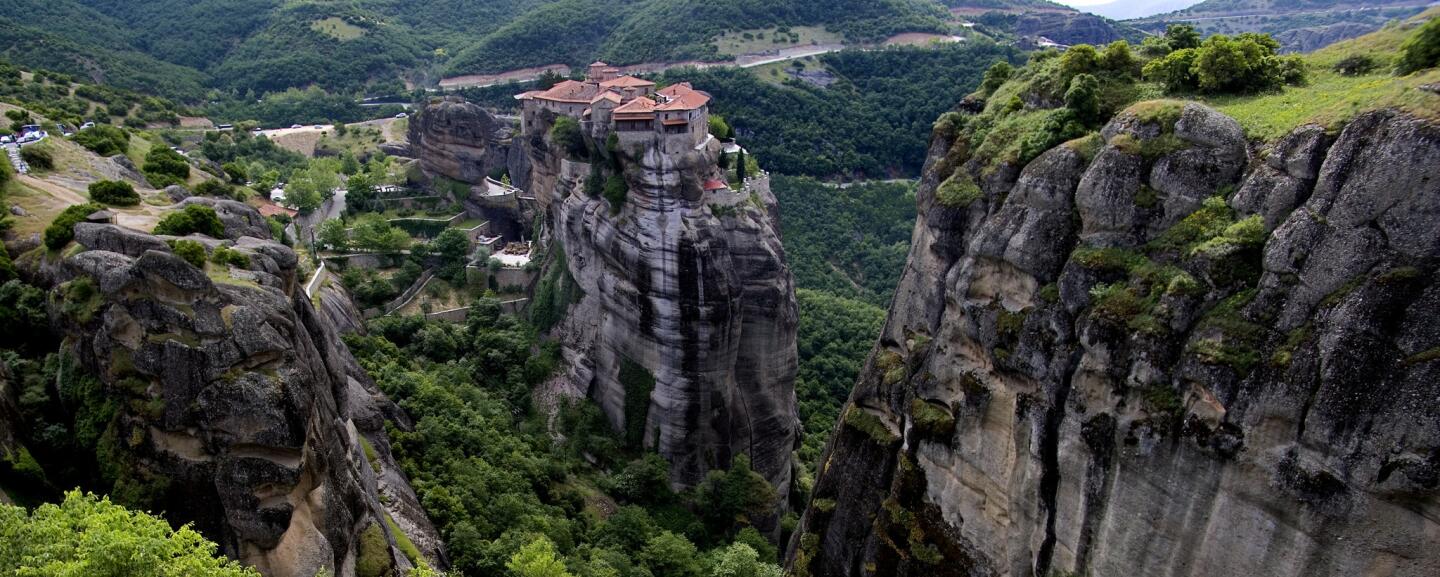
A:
256 200 297 218
600 75 656 89
613 97 658 120
703 179 730 191
657 83 694 99
656 89 710 111
533 79 597 103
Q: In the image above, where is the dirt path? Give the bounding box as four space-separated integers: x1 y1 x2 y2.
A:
18 174 169 231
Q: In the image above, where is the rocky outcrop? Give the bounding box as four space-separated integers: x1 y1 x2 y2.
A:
407 96 513 186
1273 22 1378 53
50 210 443 577
179 197 274 240
523 114 800 502
1016 12 1126 47
790 105 1440 577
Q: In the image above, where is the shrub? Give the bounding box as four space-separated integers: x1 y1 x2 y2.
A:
1101 41 1139 77
154 204 225 237
978 61 1014 95
1144 48 1199 92
1333 54 1378 76
211 245 251 268
1397 16 1440 75
88 180 140 206
708 114 733 140
43 203 105 249
1059 44 1100 83
935 172 982 208
1165 24 1201 51
72 125 129 156
549 117 587 159
1064 73 1102 125
170 239 207 268
603 174 628 213
194 179 234 198
142 143 190 187
19 145 53 170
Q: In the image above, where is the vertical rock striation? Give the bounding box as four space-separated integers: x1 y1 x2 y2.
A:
791 104 1440 577
47 209 442 577
526 115 800 498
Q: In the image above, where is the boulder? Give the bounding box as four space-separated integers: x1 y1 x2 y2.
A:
179 197 272 240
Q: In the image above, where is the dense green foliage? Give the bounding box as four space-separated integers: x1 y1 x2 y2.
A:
1398 16 1440 74
142 144 190 187
773 176 916 306
170 239 208 268
346 310 783 577
1142 33 1308 94
661 43 1021 178
87 180 139 206
43 203 105 250
0 491 258 577
152 205 225 238
72 125 131 156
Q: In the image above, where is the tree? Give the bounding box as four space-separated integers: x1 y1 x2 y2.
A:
506 536 573 577
432 228 471 283
1058 44 1099 83
0 491 258 577
153 204 226 238
351 216 409 253
639 532 701 577
550 117 587 159
72 125 130 156
708 115 733 140
1102 41 1139 77
44 203 105 250
1064 74 1102 126
221 162 248 184
285 163 340 213
1143 48 1199 92
318 219 349 250
1165 24 1202 50
979 60 1014 95
1397 16 1440 75
736 150 747 182
1193 35 1269 94
695 454 776 536
88 180 140 206
142 144 190 187
708 542 781 577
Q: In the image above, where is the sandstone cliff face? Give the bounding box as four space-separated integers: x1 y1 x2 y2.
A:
49 212 442 577
525 115 800 496
791 104 1440 577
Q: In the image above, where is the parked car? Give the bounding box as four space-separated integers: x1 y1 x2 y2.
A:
395 112 408 119
0 135 12 144
80 121 96 130
313 125 323 129
290 124 303 129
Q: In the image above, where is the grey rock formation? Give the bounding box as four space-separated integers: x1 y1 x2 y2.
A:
180 197 275 240
791 106 1440 577
49 204 442 577
408 96 512 185
165 184 192 203
524 115 800 502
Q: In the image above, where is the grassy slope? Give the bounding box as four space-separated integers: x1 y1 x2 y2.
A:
1203 8 1440 139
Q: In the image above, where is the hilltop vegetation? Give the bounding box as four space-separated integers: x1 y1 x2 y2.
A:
1133 0 1431 52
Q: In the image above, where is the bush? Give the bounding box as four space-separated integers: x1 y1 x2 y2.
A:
142 143 190 187
603 174 628 213
19 145 53 170
1397 16 1440 75
88 180 140 206
1064 73 1102 125
1333 54 1378 76
154 204 225 237
170 239 207 268
978 60 1013 95
549 117 587 159
43 203 105 249
194 179 235 198
1102 41 1139 77
708 115 733 140
211 245 251 268
72 125 130 156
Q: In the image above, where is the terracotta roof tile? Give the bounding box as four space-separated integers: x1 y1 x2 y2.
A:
599 75 656 89
656 90 709 111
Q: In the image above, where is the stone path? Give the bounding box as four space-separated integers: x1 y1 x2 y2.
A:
3 143 28 174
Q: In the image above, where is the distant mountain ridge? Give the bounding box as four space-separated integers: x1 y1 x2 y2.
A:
1077 0 1205 20
1 0 1140 100
1130 0 1433 51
